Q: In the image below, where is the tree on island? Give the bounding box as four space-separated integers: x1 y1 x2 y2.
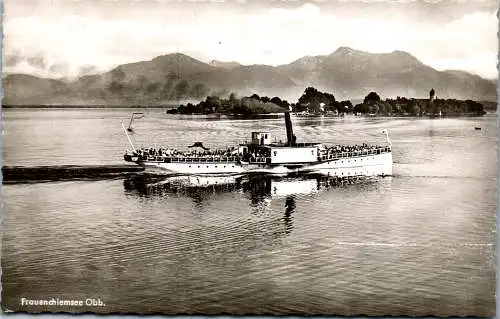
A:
339 100 353 113
167 86 487 117
167 92 288 115
297 87 337 113
382 94 485 116
363 92 381 105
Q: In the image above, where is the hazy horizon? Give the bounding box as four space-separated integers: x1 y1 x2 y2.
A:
4 0 498 80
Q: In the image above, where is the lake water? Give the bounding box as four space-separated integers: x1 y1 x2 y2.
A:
1 109 497 316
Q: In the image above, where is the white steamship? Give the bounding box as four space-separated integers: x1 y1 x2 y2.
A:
123 113 393 177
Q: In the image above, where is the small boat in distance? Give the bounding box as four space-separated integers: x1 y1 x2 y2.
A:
475 127 482 130
127 112 144 132
123 112 393 177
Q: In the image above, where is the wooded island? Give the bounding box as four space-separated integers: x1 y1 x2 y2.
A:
167 87 489 116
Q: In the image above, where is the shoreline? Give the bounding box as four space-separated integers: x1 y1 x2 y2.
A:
2 105 174 109
2 106 492 118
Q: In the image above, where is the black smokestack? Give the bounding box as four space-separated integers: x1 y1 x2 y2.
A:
284 112 295 145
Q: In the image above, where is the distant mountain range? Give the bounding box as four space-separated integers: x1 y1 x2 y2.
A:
3 47 496 106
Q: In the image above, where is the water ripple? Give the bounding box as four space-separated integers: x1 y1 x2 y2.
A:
1 110 496 316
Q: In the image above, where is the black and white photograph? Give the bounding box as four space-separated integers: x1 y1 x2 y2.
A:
1 0 497 316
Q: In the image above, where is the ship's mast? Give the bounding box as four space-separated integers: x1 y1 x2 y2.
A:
122 122 137 152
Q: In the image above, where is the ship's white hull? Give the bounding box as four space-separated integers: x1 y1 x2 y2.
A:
140 152 392 177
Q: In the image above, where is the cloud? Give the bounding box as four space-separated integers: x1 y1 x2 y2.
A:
416 11 497 58
5 51 23 67
26 53 47 69
3 2 497 79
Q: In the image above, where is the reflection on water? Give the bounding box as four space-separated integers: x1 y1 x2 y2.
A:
123 174 379 236
124 173 376 200
284 196 296 234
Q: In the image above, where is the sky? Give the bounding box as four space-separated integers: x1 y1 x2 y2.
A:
3 0 498 79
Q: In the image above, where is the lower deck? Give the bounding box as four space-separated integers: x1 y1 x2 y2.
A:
135 150 393 177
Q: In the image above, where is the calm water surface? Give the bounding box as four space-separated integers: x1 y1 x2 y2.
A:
2 109 496 316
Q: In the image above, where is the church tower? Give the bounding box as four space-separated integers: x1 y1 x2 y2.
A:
429 88 436 102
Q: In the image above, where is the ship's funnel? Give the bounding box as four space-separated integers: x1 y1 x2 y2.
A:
284 112 295 145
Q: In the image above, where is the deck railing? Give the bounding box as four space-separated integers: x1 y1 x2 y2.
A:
143 156 242 163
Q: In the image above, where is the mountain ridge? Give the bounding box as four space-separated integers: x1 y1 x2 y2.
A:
3 47 496 106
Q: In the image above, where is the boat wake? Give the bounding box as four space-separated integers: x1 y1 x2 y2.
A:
2 165 145 184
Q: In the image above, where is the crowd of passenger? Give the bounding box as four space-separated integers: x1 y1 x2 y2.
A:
322 143 390 157
133 143 390 161
135 147 240 159
246 148 271 160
